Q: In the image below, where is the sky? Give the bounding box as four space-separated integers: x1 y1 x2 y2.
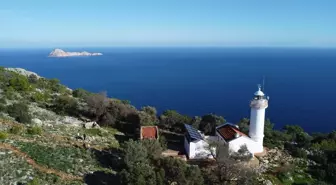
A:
1 0 336 48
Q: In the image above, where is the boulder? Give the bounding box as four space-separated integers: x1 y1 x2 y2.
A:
264 180 273 185
32 118 43 126
83 122 100 129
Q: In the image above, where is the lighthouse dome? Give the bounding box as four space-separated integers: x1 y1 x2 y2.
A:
254 85 265 96
254 90 264 96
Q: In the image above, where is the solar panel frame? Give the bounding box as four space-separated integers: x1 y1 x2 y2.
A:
184 124 203 140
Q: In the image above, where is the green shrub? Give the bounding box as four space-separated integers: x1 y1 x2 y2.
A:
293 148 307 159
72 88 91 99
28 74 39 84
31 91 47 102
4 86 16 99
0 104 6 112
27 178 40 185
27 126 43 135
0 131 8 139
8 74 31 92
7 102 32 124
84 128 106 137
17 141 98 175
9 124 25 135
53 95 78 116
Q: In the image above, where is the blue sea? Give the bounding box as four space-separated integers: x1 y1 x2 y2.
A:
0 47 336 133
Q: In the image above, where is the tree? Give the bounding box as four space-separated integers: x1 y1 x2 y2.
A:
120 162 157 185
53 95 78 116
199 114 225 135
28 74 38 84
141 139 163 160
237 118 250 134
159 110 192 133
156 157 204 185
9 74 30 92
122 140 149 168
86 92 110 121
72 88 91 99
205 142 258 185
7 102 32 124
141 106 157 116
139 106 158 125
120 140 157 185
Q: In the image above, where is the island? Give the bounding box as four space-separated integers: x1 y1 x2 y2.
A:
48 49 103 57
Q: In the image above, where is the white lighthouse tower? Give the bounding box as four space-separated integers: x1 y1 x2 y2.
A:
249 85 268 153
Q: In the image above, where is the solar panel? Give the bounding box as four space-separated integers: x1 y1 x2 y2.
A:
184 124 203 140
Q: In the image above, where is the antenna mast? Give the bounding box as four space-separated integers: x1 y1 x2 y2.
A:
262 76 265 92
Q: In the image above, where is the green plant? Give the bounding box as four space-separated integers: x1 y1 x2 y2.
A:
72 88 91 99
53 95 78 116
9 124 25 135
31 91 49 102
84 128 107 137
8 73 31 92
27 178 40 185
7 102 32 124
4 86 16 99
16 142 98 175
0 104 6 112
0 131 8 139
27 126 43 135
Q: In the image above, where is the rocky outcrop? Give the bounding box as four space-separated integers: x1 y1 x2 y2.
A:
49 49 103 57
5 68 41 78
82 122 100 129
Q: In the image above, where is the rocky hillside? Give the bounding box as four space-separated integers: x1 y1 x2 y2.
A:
0 67 334 185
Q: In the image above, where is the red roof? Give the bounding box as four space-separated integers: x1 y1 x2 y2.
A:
140 126 158 140
216 124 247 141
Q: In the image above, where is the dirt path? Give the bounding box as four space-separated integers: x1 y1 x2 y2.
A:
0 142 83 181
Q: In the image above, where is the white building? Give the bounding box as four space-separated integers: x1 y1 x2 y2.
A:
184 85 269 159
184 124 217 159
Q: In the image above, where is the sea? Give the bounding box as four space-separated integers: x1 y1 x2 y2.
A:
0 47 335 133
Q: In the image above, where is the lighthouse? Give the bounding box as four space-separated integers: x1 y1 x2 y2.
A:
249 85 268 153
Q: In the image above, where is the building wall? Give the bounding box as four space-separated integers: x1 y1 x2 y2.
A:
184 136 190 158
228 136 261 154
185 137 214 159
249 107 265 151
216 131 227 145
193 140 213 159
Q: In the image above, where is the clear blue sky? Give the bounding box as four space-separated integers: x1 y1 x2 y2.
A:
1 0 336 48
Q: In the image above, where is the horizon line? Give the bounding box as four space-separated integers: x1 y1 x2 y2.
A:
1 45 336 49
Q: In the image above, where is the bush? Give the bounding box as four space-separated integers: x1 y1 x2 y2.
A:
72 88 91 99
31 91 49 103
84 128 106 137
27 126 43 135
9 124 25 135
4 86 16 99
8 74 31 92
28 74 38 84
7 102 32 124
0 131 8 139
27 178 40 185
0 104 6 112
53 95 78 116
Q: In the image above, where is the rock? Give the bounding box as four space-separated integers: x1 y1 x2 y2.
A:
62 116 83 126
5 68 41 79
49 49 103 57
264 180 273 185
32 118 43 126
83 122 100 129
